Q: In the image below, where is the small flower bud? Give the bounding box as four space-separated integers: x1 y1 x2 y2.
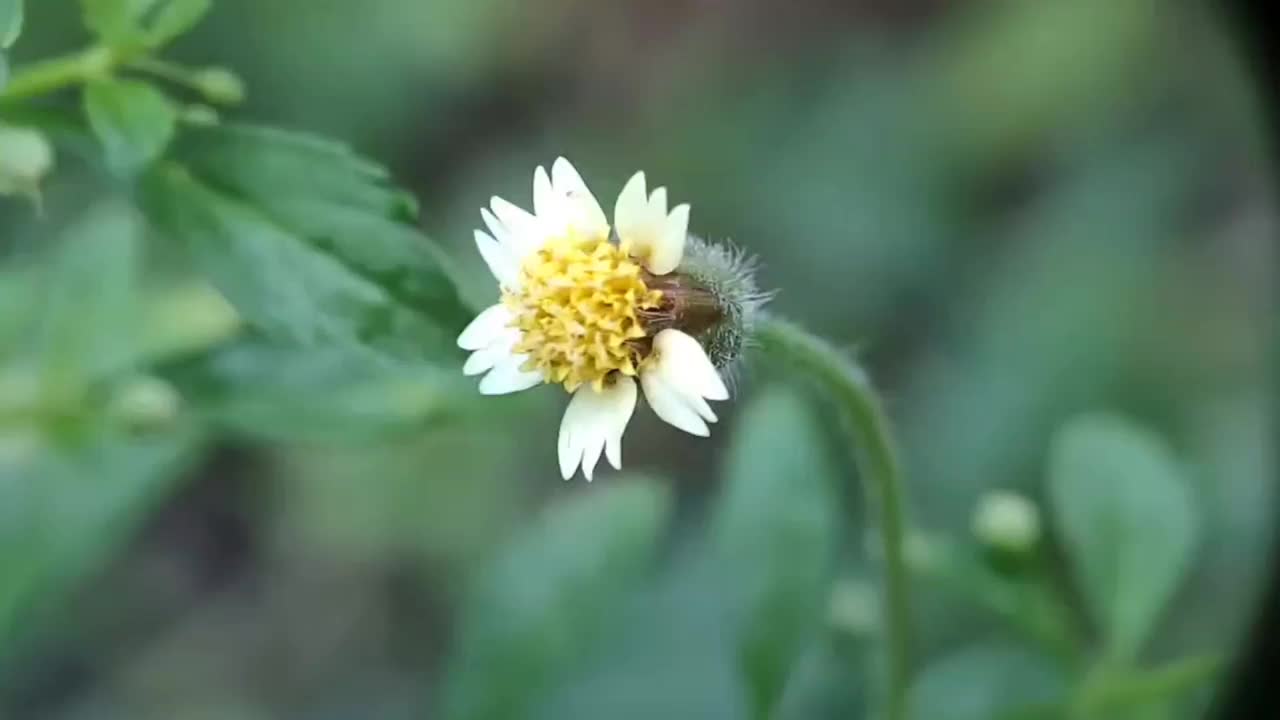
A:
972 490 1041 556
181 103 221 127
110 376 181 430
194 67 245 105
0 124 54 200
828 578 879 636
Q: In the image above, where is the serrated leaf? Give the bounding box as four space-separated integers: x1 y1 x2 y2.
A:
909 644 1067 720
713 385 839 718
141 125 470 367
0 429 201 655
173 125 468 328
0 0 22 48
84 78 177 174
140 166 458 366
1048 413 1199 662
37 203 141 406
442 480 672 720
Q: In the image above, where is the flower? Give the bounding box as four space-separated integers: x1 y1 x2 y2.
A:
458 158 735 480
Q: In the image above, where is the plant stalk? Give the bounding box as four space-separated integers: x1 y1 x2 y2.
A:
756 316 912 720
0 45 116 104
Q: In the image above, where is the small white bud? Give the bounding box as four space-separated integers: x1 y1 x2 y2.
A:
0 124 54 201
972 490 1041 555
110 376 181 430
827 578 879 636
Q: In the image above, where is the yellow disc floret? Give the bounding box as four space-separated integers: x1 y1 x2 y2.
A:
506 235 663 393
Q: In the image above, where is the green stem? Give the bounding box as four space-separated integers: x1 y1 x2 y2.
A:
756 316 912 720
0 45 116 104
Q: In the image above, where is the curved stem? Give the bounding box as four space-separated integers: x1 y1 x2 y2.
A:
0 45 115 104
756 316 911 720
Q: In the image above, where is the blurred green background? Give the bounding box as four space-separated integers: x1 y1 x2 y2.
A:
1 1 1275 718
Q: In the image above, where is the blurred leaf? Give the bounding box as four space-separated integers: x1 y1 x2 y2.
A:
930 0 1158 167
83 78 177 174
170 339 477 442
909 643 1067 720
144 0 210 47
37 203 141 407
81 0 139 42
534 541 745 720
1048 414 1198 662
1076 654 1221 717
901 137 1196 519
0 428 201 656
442 480 672 720
0 266 37 357
273 427 526 568
713 385 839 718
140 126 469 367
0 0 21 48
81 0 207 47
136 282 240 363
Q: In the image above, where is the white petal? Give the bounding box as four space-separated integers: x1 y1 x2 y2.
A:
614 171 648 238
475 230 518 288
481 207 510 246
558 411 577 480
463 350 495 376
478 357 542 395
551 157 608 238
557 377 637 480
640 370 709 437
462 330 520 376
457 304 512 350
646 203 688 275
490 196 544 256
533 166 556 219
649 187 668 218
615 177 689 275
652 329 728 401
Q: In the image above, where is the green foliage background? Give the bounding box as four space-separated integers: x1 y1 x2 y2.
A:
0 1 1274 718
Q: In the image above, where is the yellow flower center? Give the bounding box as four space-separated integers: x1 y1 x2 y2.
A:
505 235 663 393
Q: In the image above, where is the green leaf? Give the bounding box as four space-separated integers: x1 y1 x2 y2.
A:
1076 654 1221 716
910 643 1067 720
80 0 145 44
81 0 206 47
0 0 22 48
144 0 210 46
84 78 177 174
140 125 470 366
168 339 479 443
174 125 468 327
36 203 141 407
713 385 840 718
534 542 746 720
0 429 201 655
1048 413 1199 661
442 480 672 720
